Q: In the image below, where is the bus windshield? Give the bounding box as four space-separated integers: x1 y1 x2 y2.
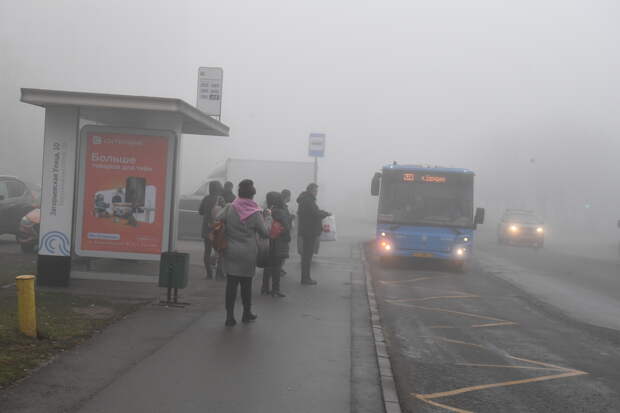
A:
378 172 474 227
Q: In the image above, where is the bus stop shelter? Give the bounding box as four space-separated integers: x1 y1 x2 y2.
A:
21 88 229 286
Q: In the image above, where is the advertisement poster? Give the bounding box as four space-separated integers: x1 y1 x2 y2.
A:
76 126 175 260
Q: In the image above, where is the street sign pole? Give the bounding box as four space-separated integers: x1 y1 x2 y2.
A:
314 156 318 184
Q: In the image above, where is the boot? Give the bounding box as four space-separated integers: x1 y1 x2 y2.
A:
225 311 236 327
301 278 317 285
242 311 258 323
271 291 286 298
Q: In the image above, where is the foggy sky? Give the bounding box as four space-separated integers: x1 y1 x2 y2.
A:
2 0 620 239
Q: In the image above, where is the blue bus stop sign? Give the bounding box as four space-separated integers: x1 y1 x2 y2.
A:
308 133 326 157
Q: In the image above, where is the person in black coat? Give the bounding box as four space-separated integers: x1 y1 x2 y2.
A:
222 181 236 204
297 183 330 285
198 181 224 279
261 191 291 297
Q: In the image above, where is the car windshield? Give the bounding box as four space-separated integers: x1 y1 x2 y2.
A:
378 172 473 227
505 214 541 224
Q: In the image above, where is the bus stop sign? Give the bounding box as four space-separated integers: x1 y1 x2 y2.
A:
308 133 326 157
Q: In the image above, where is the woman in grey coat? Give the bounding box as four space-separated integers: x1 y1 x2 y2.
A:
216 179 269 327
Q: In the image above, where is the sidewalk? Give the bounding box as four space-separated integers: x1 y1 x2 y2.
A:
0 238 380 413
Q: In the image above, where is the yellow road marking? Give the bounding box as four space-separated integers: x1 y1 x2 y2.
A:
416 370 587 400
471 321 517 328
391 302 508 322
379 276 436 285
414 395 473 413
507 355 577 371
430 336 485 348
456 363 564 371
386 294 479 303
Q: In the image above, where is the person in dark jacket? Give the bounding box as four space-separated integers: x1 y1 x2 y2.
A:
222 181 236 204
198 181 224 279
261 191 291 297
297 183 330 285
279 189 293 277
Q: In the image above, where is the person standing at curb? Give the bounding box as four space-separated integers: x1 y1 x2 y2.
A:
199 181 224 279
297 183 330 285
216 179 269 326
261 191 291 297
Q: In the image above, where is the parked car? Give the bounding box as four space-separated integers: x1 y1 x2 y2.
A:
497 209 545 248
0 176 37 238
17 208 40 252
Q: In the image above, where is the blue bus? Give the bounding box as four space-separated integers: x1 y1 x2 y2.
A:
371 163 485 268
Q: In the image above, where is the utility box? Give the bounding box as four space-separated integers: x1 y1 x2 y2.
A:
158 252 189 289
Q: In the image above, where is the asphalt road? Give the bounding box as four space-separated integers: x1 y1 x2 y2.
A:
367 238 620 413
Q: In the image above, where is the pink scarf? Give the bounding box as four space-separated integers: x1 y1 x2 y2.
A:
232 198 262 222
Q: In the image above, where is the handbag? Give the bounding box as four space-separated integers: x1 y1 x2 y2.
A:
270 220 284 239
210 221 227 252
209 205 228 252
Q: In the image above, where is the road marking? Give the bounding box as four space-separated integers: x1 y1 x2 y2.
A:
507 355 574 371
416 370 587 400
430 336 485 348
415 396 473 413
379 276 435 285
456 363 563 371
390 302 509 322
386 294 479 303
471 321 517 328
429 325 457 329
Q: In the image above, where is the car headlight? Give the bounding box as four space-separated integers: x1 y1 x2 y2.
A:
455 247 466 257
509 224 519 232
536 227 544 234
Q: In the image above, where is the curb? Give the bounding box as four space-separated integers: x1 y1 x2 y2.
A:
362 249 403 413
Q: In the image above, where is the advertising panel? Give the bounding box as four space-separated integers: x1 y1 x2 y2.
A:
76 126 175 260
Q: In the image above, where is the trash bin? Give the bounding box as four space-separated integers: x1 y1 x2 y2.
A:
158 252 189 289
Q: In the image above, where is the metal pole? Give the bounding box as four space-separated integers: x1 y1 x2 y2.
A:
314 156 318 184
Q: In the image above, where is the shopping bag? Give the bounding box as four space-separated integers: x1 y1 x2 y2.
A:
319 215 337 242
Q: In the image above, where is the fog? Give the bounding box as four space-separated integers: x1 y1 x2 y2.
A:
2 0 620 242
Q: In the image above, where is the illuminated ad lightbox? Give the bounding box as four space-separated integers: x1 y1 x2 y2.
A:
75 126 176 260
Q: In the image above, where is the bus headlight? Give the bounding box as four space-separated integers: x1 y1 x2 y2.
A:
455 247 466 257
536 227 544 234
509 224 519 233
379 239 393 252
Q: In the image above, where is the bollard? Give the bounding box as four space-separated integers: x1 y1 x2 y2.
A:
16 275 37 338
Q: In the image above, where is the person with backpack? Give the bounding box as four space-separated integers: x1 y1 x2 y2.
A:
215 179 269 327
198 181 224 279
261 191 291 297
